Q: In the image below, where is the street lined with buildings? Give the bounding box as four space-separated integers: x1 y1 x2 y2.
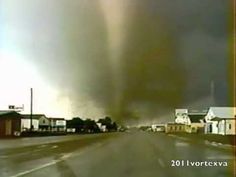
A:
0 106 235 177
0 107 236 137
149 107 236 137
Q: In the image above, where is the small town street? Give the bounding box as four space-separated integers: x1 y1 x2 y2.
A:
0 132 235 177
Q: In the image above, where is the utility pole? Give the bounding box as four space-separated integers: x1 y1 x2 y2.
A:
30 88 33 131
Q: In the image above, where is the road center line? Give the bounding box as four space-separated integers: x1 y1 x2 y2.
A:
9 142 104 177
10 160 60 177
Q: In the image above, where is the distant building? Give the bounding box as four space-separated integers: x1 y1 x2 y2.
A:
96 122 107 132
22 114 50 131
38 115 50 131
66 128 76 133
21 114 40 132
0 111 22 137
49 118 66 132
174 109 206 133
186 110 206 133
166 109 189 133
175 109 189 125
204 107 236 135
151 124 165 132
165 123 186 133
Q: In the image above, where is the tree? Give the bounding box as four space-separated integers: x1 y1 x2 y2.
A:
67 117 84 133
111 122 118 131
83 119 100 133
97 116 117 132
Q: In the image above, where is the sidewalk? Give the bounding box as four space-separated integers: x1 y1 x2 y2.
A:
0 134 95 149
168 133 236 151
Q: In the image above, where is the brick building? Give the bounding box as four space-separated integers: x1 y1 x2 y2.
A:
0 111 22 137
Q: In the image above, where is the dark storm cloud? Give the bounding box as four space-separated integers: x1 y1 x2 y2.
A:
102 0 232 121
3 0 232 122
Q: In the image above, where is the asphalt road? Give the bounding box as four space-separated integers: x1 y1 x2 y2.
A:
0 132 235 177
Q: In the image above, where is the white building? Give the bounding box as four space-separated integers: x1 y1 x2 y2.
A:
21 114 40 131
205 107 236 135
174 109 206 133
96 122 107 132
187 110 206 133
175 109 190 125
38 115 50 131
49 118 66 132
151 124 165 132
21 114 51 132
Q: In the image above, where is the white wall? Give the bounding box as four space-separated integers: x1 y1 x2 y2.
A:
226 120 235 135
218 120 225 135
38 116 50 126
175 109 188 124
21 119 39 131
205 109 215 122
56 120 66 126
175 114 190 125
218 119 235 135
211 121 219 134
50 119 66 132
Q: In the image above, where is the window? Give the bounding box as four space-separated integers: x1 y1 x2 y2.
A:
229 124 231 130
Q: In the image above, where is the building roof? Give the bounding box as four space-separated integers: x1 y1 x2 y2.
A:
211 117 236 121
0 111 22 118
48 117 65 121
21 114 46 120
188 110 208 114
209 107 236 119
166 122 185 125
0 111 15 116
188 114 205 123
175 109 188 114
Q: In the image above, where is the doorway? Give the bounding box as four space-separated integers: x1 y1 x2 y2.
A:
5 120 12 135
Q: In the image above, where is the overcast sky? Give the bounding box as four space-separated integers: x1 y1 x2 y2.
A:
0 0 233 123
